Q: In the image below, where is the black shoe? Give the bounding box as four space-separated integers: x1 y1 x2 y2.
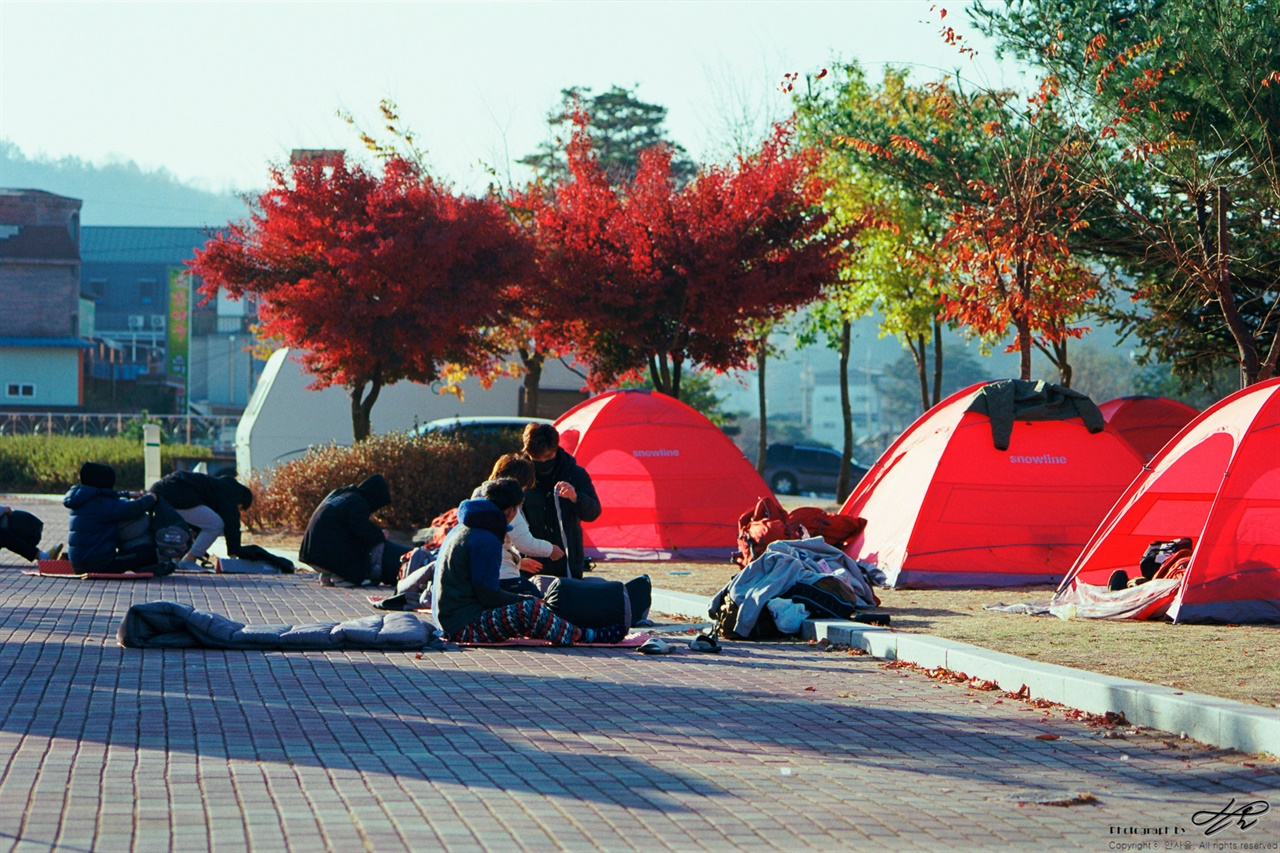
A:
373 593 411 611
144 561 176 578
1108 569 1129 591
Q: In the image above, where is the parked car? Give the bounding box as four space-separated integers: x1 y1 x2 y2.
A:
762 443 868 497
413 416 553 440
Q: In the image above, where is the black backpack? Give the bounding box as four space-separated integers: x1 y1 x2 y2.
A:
1139 538 1193 580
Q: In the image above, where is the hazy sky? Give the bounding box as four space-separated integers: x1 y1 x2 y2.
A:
1 0 1026 194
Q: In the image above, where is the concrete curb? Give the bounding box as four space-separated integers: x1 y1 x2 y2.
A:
651 589 1279 757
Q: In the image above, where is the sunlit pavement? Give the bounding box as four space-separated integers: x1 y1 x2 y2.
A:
1 497 1276 851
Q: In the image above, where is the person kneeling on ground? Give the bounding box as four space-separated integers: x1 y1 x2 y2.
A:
150 470 287 572
299 474 409 587
63 462 173 576
0 505 62 563
431 478 625 646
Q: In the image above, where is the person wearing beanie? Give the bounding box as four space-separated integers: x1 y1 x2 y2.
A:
431 478 625 647
62 462 171 575
149 470 256 572
299 473 409 587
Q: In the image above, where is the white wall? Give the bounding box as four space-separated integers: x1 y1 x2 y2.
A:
0 346 81 406
236 348 583 478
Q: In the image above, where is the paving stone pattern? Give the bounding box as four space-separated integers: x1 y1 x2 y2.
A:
1 498 1277 852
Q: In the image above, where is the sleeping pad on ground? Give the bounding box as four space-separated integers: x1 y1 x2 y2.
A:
118 600 444 651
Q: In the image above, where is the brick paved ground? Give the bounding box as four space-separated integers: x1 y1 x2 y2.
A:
1 497 1277 852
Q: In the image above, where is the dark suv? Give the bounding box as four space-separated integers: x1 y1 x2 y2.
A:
763 443 868 497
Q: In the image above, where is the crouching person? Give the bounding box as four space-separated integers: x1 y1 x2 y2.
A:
299 474 409 587
0 506 61 563
432 479 625 646
63 462 173 576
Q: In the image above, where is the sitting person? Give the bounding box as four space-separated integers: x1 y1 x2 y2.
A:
431 478 625 646
149 470 264 572
486 453 563 597
299 474 409 587
63 462 173 575
0 505 61 563
521 423 601 579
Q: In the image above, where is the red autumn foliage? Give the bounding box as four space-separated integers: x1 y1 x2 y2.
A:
513 120 854 397
191 155 532 440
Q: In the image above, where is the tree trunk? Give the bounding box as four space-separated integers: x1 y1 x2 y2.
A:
519 348 544 417
671 357 683 400
1212 188 1261 387
755 347 768 474
349 376 383 443
909 335 929 413
931 320 944 406
836 319 854 503
1017 260 1033 381
648 353 675 396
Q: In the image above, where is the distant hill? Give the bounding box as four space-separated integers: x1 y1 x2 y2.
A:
0 140 251 228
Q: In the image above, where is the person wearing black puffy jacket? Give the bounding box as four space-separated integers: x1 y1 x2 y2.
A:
298 474 408 586
63 462 170 575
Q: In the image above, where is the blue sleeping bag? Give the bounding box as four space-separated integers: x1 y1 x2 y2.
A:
118 600 444 651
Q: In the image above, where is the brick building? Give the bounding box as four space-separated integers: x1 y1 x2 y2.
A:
0 189 90 408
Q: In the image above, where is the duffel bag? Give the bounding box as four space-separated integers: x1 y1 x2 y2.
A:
544 577 631 630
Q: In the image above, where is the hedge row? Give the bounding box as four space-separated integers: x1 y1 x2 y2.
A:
245 430 524 533
0 436 213 493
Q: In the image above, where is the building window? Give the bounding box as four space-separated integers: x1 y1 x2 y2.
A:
138 279 158 305
5 384 35 399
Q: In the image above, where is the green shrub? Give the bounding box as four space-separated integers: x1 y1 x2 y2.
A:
246 430 525 533
0 436 212 493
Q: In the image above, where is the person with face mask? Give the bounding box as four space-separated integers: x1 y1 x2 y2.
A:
520 423 601 579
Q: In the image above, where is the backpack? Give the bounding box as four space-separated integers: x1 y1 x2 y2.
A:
154 524 191 562
1139 538 1193 580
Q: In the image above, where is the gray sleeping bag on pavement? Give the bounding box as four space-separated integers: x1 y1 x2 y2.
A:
118 600 444 651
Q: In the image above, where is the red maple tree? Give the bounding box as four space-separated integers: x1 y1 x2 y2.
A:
192 155 531 441
514 121 852 397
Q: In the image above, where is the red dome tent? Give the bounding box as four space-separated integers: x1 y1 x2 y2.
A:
1098 396 1198 461
554 390 769 560
1054 378 1280 623
838 380 1145 588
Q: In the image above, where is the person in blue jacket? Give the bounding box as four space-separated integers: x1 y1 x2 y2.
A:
432 478 625 646
63 462 173 575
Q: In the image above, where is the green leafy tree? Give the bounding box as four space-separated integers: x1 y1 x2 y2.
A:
971 0 1280 386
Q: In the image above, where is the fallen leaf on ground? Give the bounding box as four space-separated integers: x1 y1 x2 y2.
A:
1035 734 1060 741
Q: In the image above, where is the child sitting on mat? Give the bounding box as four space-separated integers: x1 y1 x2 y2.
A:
431 478 625 646
63 462 174 576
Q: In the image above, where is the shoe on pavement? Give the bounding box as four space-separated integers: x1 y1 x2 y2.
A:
638 638 674 655
688 633 722 653
175 558 204 573
46 543 65 561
